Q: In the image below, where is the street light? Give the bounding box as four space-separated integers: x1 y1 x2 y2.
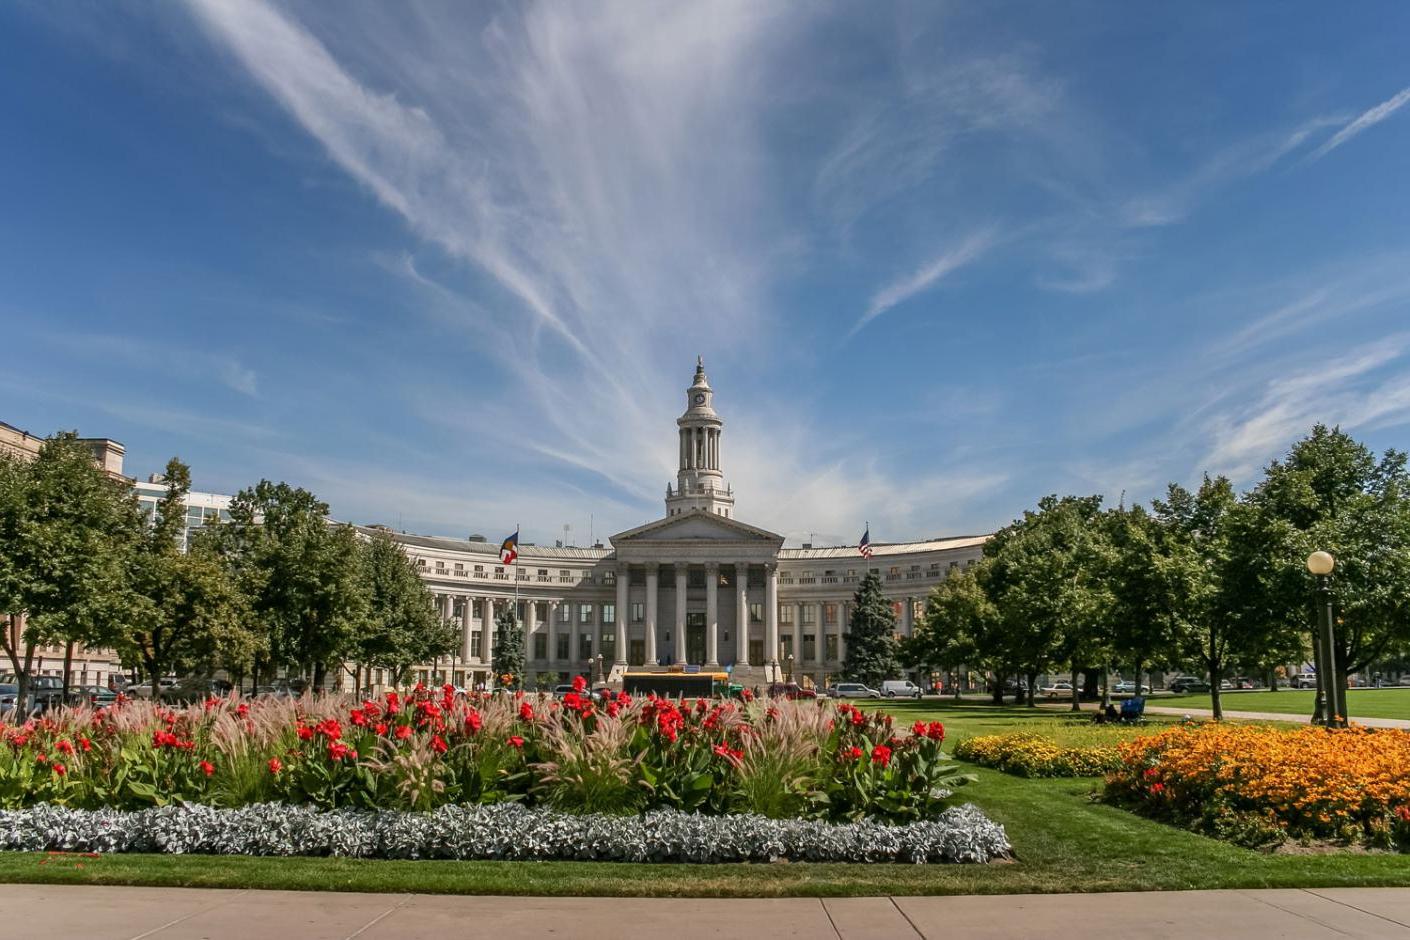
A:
786 654 795 684
1305 551 1345 727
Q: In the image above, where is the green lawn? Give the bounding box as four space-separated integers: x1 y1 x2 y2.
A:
1159 687 1410 720
1 702 1405 896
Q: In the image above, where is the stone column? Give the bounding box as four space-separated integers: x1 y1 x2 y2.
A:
645 565 659 666
482 598 495 668
440 594 453 621
837 601 848 664
705 562 719 668
815 602 827 668
547 600 559 667
903 596 914 636
460 596 473 662
674 563 688 664
615 565 629 668
765 563 779 677
570 603 583 665
734 562 750 666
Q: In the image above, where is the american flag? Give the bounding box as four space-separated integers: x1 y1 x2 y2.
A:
499 529 520 565
858 526 873 559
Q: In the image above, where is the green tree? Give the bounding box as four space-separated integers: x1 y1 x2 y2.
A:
1239 425 1410 721
0 433 138 714
908 566 996 700
843 571 902 687
118 459 258 699
1104 502 1183 708
207 481 368 689
982 495 1111 707
350 529 456 688
491 601 525 688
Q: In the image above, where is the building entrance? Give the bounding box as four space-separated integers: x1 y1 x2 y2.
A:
686 612 706 664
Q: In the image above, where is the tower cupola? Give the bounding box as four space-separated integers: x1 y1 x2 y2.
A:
665 357 735 518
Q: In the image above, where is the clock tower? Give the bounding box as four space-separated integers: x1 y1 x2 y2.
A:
665 357 736 518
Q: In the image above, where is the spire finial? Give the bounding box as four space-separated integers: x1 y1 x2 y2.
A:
696 355 703 372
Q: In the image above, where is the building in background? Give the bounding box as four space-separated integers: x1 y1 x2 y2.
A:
134 476 233 552
380 360 988 692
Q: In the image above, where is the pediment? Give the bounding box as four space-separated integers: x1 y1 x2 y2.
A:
610 512 783 546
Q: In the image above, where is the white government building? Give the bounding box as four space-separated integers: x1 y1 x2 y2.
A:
375 360 987 690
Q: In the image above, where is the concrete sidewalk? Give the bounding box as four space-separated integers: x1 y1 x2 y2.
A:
1140 705 1410 728
9 884 1410 939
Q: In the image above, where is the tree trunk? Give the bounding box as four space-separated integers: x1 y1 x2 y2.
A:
1081 668 1099 702
1209 660 1223 721
149 658 164 704
1025 671 1038 707
1070 657 1081 712
313 659 327 693
990 672 1004 706
1100 662 1110 710
1268 668 1279 692
61 641 75 706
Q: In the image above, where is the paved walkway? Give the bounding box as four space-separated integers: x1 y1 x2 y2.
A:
10 885 1410 939
1140 705 1410 728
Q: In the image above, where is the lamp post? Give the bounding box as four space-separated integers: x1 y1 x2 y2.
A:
1305 551 1343 728
786 654 795 684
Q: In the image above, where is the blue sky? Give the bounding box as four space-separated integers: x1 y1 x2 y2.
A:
4 1 1409 547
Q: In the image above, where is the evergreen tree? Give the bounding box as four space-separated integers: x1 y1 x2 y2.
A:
351 529 456 687
491 602 525 689
843 572 901 687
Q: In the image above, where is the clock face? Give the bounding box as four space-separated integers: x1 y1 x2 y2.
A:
693 393 705 405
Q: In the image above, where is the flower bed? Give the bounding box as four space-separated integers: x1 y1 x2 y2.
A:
955 732 1122 777
0 801 1011 864
0 685 971 825
1105 724 1410 850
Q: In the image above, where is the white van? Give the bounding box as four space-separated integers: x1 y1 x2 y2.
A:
880 679 922 699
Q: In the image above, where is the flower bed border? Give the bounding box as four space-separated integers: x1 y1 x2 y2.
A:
0 801 1010 865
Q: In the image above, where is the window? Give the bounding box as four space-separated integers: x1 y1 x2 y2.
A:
454 563 464 573
802 605 816 626
749 639 764 664
474 564 484 574
629 639 645 665
825 636 839 661
781 636 794 659
823 603 837 625
802 634 816 660
580 604 593 624
471 633 482 658
630 568 646 585
580 633 593 659
556 633 570 661
631 602 644 622
533 635 547 660
603 570 617 585
688 568 705 589
780 605 794 625
749 603 763 624
603 603 616 625
559 604 571 622
600 630 615 660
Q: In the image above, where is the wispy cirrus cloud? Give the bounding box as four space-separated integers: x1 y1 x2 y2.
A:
1309 84 1410 162
850 228 997 338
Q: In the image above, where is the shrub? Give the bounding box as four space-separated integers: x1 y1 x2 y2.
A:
955 732 1122 777
0 801 1012 864
0 687 975 825
1105 723 1410 851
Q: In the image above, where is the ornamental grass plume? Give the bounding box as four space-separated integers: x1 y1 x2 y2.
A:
531 708 643 815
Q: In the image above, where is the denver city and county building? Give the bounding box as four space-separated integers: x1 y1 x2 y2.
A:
382 360 987 691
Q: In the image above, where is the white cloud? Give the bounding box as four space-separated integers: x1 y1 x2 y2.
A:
851 228 997 337
1309 85 1410 162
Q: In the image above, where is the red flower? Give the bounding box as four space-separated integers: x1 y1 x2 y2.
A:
842 745 864 762
519 702 535 721
394 724 413 740
328 741 354 761
1150 782 1166 795
54 739 74 756
235 703 249 718
52 762 66 776
572 674 587 693
296 724 314 741
200 760 215 777
78 737 91 752
870 744 892 767
507 735 525 749
606 702 619 718
430 734 448 754
267 758 283 774
465 710 483 734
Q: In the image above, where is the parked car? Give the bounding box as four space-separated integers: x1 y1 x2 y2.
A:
880 680 923 699
1291 674 1318 689
827 682 879 699
66 685 118 707
766 682 818 700
0 675 65 712
1112 681 1151 695
1040 681 1075 698
1166 676 1210 693
0 683 17 716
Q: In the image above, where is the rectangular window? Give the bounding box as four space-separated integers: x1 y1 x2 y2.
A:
603 603 616 625
780 605 794 625
803 634 816 660
749 603 763 624
600 631 615 661
556 633 570 661
823 603 837 625
781 636 794 659
630 567 646 586
825 636 839 661
560 604 571 622
749 639 764 665
580 604 592 624
603 570 616 585
580 633 592 659
533 634 547 660
629 638 645 665
471 634 482 658
631 602 644 623
688 568 705 589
